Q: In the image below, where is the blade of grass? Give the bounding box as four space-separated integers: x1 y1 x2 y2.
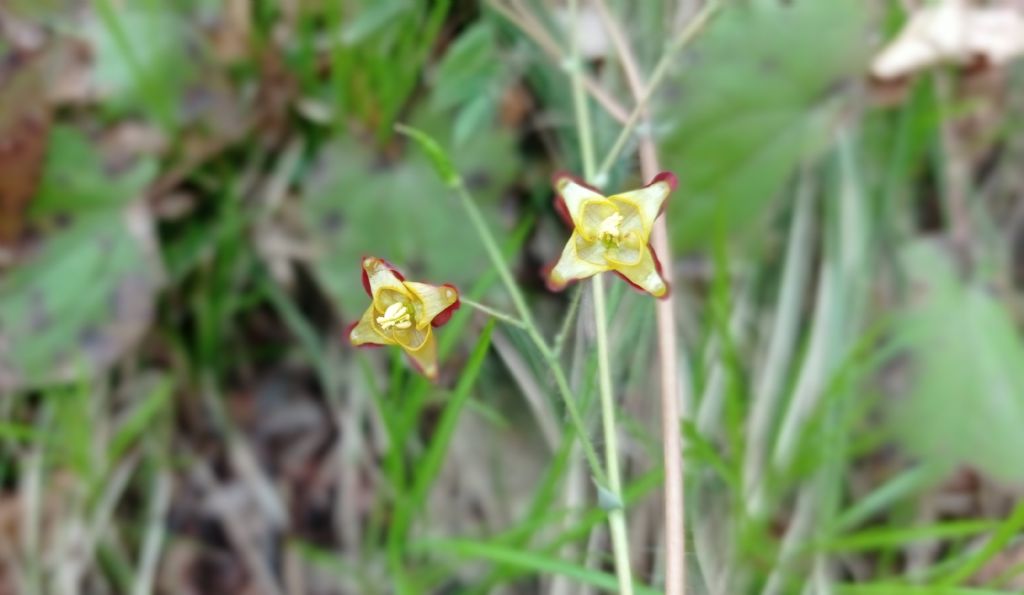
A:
936 499 1024 587
388 320 496 544
833 463 945 533
416 539 664 595
837 585 1009 595
823 521 997 553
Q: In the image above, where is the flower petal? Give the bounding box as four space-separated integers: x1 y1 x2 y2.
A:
573 233 608 266
548 232 608 291
610 197 647 240
405 281 460 328
349 306 392 346
554 174 606 228
392 325 431 353
611 245 668 298
362 257 410 300
610 173 675 233
403 330 440 380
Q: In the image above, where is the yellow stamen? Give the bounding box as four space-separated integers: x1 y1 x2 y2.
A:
377 302 413 330
597 212 624 245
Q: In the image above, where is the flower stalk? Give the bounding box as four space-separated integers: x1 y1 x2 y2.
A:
568 0 634 591
451 181 610 488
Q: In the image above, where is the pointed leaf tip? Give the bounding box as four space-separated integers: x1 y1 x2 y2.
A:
395 124 461 188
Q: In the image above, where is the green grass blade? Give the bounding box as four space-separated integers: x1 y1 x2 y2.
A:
837 585 1011 595
937 499 1024 587
824 521 997 553
397 320 495 536
416 539 663 595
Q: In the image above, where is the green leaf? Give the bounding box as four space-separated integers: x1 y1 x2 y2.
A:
109 376 173 461
0 210 163 391
395 123 461 187
431 21 500 111
659 0 868 249
453 94 496 147
85 3 195 124
339 0 411 45
888 241 1024 483
32 126 157 219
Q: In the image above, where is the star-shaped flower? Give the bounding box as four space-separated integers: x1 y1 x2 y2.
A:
546 172 676 298
348 257 460 380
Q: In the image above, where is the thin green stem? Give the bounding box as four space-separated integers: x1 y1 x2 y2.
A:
568 0 633 590
452 184 608 487
596 0 722 180
461 297 527 329
553 285 584 357
592 275 634 595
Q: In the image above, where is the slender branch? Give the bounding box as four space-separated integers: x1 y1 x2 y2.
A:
461 297 527 329
486 0 630 124
452 183 608 487
596 0 721 179
567 2 596 178
553 284 584 357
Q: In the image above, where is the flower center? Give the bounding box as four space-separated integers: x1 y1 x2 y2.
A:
377 302 413 330
597 212 624 245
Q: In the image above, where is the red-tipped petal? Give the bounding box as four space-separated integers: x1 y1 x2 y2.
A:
650 171 678 192
647 172 678 217
552 170 603 194
431 285 461 328
554 195 573 227
648 244 671 299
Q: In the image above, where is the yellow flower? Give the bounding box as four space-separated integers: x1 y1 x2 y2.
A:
348 257 460 380
546 172 676 298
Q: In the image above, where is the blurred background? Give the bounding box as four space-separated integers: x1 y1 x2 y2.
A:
3 0 1024 593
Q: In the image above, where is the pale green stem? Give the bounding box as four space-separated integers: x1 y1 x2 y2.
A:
452 183 608 487
568 0 633 590
596 0 721 180
552 284 584 357
461 297 527 329
592 274 634 595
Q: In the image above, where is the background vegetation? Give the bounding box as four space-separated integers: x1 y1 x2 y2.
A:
2 0 1024 593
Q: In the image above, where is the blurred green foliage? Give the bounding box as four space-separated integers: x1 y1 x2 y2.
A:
2 0 1024 592
893 241 1024 484
660 0 869 250
302 109 520 318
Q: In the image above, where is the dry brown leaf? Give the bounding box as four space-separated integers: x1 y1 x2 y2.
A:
0 51 52 248
871 1 1024 80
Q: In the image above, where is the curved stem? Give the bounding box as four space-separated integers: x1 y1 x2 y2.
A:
593 274 635 595
461 297 527 329
452 183 608 488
